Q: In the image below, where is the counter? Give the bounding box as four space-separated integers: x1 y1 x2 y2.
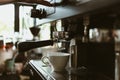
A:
28 60 113 80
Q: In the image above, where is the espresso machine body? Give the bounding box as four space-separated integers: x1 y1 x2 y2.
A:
70 39 115 79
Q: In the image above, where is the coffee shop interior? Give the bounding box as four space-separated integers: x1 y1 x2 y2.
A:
0 0 120 80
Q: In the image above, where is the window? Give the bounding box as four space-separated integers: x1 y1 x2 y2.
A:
19 5 62 41
39 23 51 40
0 4 62 41
38 20 62 40
0 4 14 43
19 6 34 40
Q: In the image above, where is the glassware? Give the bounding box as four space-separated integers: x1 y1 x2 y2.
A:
5 59 16 75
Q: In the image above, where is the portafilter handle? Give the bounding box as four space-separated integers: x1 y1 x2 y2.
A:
17 40 53 53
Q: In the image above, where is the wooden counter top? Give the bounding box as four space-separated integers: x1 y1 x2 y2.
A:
29 60 113 80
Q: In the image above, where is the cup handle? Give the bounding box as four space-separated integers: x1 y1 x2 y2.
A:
41 56 50 66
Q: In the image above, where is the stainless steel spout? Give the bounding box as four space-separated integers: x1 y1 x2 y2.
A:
17 40 53 53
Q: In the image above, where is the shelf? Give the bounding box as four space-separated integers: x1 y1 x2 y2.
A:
1 0 120 26
35 0 120 26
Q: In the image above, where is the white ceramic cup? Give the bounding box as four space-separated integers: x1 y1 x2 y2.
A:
41 52 70 72
41 47 58 56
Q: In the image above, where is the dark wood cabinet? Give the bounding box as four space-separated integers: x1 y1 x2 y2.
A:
75 42 115 79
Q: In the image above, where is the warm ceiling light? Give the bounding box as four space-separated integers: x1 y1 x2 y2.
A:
0 0 54 6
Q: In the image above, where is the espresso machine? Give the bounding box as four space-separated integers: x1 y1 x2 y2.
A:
17 18 115 79
62 16 115 79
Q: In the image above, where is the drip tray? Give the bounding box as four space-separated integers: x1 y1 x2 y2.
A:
69 67 112 80
70 67 88 76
